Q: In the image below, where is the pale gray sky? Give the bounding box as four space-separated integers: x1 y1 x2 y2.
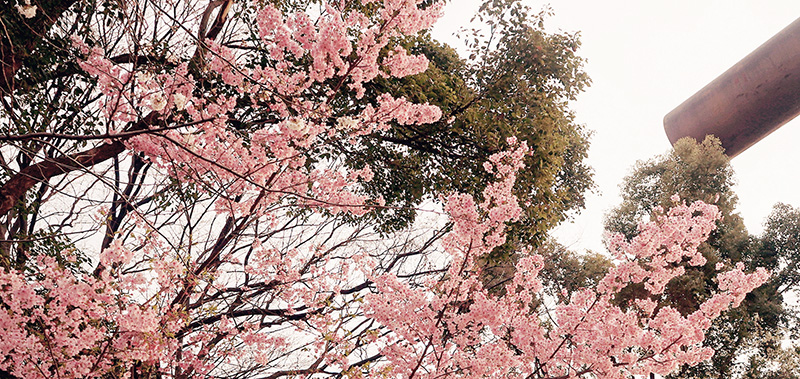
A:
432 1 800 253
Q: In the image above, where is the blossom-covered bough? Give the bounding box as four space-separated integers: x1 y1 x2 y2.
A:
0 1 768 378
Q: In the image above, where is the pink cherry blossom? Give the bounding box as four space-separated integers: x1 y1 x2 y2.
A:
1 1 770 378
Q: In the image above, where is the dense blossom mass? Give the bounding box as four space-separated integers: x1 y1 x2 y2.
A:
0 1 769 378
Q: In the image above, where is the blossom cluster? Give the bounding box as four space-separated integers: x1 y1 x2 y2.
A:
72 0 442 220
0 254 175 378
0 0 771 378
364 140 769 378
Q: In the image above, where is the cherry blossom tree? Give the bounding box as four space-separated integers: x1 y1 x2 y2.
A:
0 1 769 378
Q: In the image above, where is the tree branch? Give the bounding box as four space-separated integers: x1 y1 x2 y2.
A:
0 114 157 218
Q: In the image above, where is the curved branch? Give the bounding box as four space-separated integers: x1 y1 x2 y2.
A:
0 140 125 216
191 0 234 68
0 114 156 217
0 117 213 143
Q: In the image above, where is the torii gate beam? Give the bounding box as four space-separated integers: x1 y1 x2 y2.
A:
664 17 800 157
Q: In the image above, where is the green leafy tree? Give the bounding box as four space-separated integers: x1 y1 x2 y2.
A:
332 1 593 251
757 203 800 300
535 239 612 303
1 0 593 270
605 136 795 379
743 336 800 379
737 202 800 379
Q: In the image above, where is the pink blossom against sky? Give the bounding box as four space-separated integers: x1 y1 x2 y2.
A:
433 0 800 254
0 2 777 376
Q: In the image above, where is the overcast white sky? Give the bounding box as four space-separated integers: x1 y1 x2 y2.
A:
432 1 800 253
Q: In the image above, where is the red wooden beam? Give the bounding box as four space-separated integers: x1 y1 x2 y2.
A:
664 17 800 157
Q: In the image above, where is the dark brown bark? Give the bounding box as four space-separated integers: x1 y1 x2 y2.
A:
0 112 155 218
0 139 126 216
189 0 233 70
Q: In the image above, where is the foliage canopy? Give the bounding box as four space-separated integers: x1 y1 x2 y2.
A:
0 1 769 379
606 136 799 379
